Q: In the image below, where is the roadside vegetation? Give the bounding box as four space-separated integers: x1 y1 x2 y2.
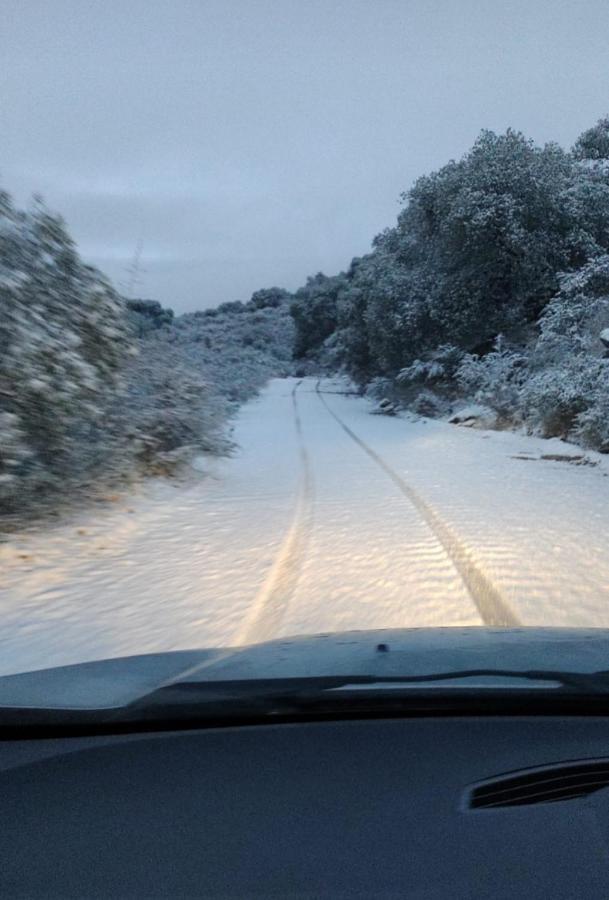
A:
0 192 293 519
5 115 609 522
289 117 609 451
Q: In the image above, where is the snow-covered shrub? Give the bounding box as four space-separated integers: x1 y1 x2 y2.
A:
365 377 395 401
519 257 609 441
520 362 597 438
397 345 464 389
0 191 131 508
532 257 609 363
456 342 528 423
573 375 609 451
216 300 245 315
411 389 447 417
398 359 446 383
114 341 230 473
173 299 295 401
323 125 609 384
0 411 31 498
108 294 297 476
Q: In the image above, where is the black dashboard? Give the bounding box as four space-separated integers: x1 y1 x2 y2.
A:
2 715 609 897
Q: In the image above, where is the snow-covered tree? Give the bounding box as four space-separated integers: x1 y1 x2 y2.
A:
519 256 609 440
283 119 609 455
573 116 609 162
249 286 290 309
456 341 528 423
311 125 609 389
392 130 587 344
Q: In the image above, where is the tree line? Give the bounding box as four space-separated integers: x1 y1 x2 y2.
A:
289 118 609 449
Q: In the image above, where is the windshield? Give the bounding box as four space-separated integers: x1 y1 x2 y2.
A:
3 1 609 698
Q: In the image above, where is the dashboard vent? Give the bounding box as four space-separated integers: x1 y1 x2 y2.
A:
469 760 609 809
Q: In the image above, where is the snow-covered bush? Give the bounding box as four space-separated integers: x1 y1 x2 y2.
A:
397 345 464 389
287 117 609 426
365 377 395 401
0 411 31 497
442 257 609 445
532 257 609 363
0 191 131 509
456 342 528 423
411 389 447 417
173 298 295 401
573 374 609 451
520 361 597 438
111 294 295 476
516 257 609 441
114 341 229 474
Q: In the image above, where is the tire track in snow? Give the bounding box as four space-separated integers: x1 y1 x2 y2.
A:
236 380 314 644
315 381 520 627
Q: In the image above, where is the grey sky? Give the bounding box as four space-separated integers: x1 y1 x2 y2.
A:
3 0 609 311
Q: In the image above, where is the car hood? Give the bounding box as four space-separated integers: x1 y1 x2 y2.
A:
1 627 609 710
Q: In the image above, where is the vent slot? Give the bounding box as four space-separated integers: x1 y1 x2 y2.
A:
468 760 609 809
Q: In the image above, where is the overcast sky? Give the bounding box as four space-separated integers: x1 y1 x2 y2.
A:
3 0 609 311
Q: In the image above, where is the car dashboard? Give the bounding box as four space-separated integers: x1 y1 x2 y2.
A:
2 715 609 897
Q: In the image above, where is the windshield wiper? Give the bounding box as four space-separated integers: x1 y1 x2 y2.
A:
142 668 609 701
311 669 609 693
3 669 609 738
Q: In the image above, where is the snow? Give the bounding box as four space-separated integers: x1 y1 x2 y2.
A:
3 376 609 676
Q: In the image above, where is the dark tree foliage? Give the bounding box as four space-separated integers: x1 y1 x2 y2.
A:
127 298 174 336
249 286 290 309
573 116 609 161
290 272 346 359
216 300 246 315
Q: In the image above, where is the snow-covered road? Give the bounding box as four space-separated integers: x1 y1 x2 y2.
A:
3 377 609 675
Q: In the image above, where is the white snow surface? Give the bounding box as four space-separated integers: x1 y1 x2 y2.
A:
2 376 609 676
